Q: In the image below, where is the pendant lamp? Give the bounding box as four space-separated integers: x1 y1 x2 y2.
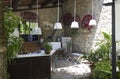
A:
89 0 97 26
32 0 42 35
54 0 62 29
71 0 79 28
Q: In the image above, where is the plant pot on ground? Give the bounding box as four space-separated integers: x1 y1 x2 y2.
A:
43 42 52 54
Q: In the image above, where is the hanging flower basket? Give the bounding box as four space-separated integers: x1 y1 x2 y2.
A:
63 13 73 25
81 14 93 30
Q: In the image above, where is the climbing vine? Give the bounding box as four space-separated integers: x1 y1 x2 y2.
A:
4 7 23 62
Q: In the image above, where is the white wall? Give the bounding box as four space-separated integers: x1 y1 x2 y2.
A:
115 0 120 41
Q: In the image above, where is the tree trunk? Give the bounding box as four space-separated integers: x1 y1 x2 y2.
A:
0 0 7 79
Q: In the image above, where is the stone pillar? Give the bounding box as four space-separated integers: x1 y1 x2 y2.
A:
0 48 7 79
0 0 7 79
62 0 112 53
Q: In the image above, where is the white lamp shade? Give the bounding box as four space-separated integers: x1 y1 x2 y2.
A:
71 21 79 28
54 22 62 29
89 19 97 26
32 26 42 35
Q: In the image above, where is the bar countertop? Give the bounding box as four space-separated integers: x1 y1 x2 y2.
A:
16 50 55 58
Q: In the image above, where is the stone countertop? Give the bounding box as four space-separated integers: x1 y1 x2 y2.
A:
16 50 55 58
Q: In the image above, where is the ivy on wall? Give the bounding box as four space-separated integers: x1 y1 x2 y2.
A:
0 0 1 4
4 7 23 62
0 1 8 79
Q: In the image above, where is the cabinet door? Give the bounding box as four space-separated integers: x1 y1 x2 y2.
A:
8 59 31 79
50 54 56 79
32 57 50 79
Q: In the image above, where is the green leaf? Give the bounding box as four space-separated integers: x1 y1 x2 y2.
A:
102 32 111 41
3 7 23 62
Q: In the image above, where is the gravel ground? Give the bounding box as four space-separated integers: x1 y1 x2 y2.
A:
53 59 91 79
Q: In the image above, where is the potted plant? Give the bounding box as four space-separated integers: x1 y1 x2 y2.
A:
43 42 52 54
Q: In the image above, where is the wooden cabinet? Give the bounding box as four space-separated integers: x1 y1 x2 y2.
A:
8 52 55 79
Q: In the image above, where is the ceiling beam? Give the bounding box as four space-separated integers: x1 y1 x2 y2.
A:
28 0 36 9
12 0 22 10
53 0 65 6
14 5 62 12
53 1 58 6
41 0 52 8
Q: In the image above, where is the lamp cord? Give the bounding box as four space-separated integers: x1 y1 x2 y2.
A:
57 0 59 22
92 0 93 19
36 0 39 23
10 0 12 8
74 0 76 21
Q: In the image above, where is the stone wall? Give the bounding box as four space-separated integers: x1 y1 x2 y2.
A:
16 7 63 41
0 1 7 79
16 0 112 53
62 0 112 53
0 51 7 79
38 8 63 41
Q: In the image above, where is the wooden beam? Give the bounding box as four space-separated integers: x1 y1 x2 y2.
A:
14 5 62 12
53 1 58 6
60 0 66 3
41 0 52 8
28 0 36 9
53 0 65 6
12 0 22 10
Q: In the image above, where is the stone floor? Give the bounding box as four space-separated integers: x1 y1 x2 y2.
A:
53 58 91 79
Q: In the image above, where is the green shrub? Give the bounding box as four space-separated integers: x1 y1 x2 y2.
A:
82 32 112 79
93 60 112 79
83 32 111 63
